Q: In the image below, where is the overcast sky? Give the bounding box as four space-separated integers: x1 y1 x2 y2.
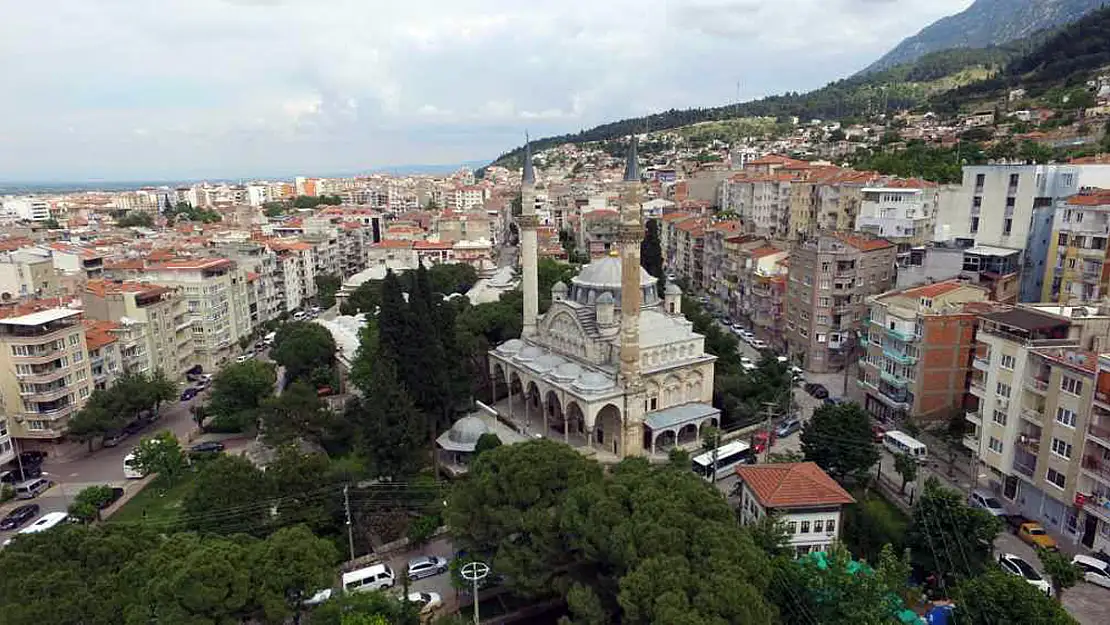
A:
0 0 972 181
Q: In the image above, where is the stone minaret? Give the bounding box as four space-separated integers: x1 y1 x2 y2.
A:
520 139 540 338
618 136 646 456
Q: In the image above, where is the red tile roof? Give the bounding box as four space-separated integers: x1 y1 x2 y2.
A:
83 320 119 351
1067 189 1110 206
748 246 783 259
735 462 855 509
898 279 966 299
833 233 895 252
85 279 171 299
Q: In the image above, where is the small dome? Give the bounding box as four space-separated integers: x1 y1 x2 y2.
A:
513 345 544 362
573 371 615 393
596 292 614 304
447 416 490 445
496 338 524 354
530 353 566 373
573 256 657 289
551 362 583 382
552 281 568 293
665 282 682 295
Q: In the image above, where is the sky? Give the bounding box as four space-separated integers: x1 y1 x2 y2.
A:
0 0 973 181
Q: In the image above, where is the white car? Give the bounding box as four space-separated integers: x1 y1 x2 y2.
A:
406 591 443 615
235 353 254 363
968 490 1007 517
749 339 768 350
740 357 754 367
998 553 1052 596
303 588 333 606
1073 554 1110 589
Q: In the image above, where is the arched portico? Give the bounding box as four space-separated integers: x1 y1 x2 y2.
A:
593 403 622 456
677 423 699 445
545 390 564 441
565 401 587 446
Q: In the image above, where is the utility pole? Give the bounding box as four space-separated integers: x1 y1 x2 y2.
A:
343 484 355 562
762 401 777 463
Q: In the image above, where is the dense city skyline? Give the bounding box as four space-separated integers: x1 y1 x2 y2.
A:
0 0 969 181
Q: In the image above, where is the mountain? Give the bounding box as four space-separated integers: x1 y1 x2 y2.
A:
863 0 1107 74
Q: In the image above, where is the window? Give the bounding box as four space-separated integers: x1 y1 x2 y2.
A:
1056 407 1077 428
1006 197 1016 209
819 279 831 290
989 437 1003 454
996 383 1011 398
1009 173 1020 187
1003 218 1013 235
821 262 831 273
816 333 827 344
68 334 79 346
970 217 980 233
992 410 1007 426
1059 233 1069 246
1051 438 1073 460
973 196 982 208
79 386 90 399
813 520 824 533
826 519 836 533
819 297 830 307
1061 376 1083 395
800 521 811 534
975 173 985 187
999 354 1015 369
787 521 797 534
1046 468 1066 490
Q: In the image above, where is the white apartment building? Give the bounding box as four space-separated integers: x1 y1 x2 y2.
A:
267 241 317 312
0 307 94 441
246 184 270 207
82 280 195 380
1 197 52 222
855 180 939 253
0 416 14 467
735 462 856 558
1079 355 1110 552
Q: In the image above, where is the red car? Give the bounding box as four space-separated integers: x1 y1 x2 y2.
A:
871 423 887 443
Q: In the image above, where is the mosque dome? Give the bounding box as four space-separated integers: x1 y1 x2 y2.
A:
551 362 584 382
496 338 524 354
513 345 544 363
665 282 682 295
569 255 659 308
446 416 491 447
572 371 616 393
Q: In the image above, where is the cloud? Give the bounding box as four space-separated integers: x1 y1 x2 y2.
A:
0 0 971 180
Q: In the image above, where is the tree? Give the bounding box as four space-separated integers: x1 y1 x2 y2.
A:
67 485 118 523
265 448 343 534
953 569 1075 625
181 455 272 535
341 279 382 316
905 477 1001 582
138 533 255 624
641 218 664 296
799 402 879 481
271 321 337 384
347 359 427 480
253 525 338 625
130 431 188 485
41 217 62 229
744 513 793 559
309 591 420 625
116 211 154 228
66 389 123 450
315 273 341 309
842 493 909 565
1039 548 1082 602
208 359 276 421
894 452 918 494
259 380 335 447
472 432 502 458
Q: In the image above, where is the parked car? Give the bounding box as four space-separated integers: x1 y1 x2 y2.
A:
190 441 226 455
235 353 254 363
180 387 199 402
102 430 127 447
405 591 443 616
968 490 1008 517
776 418 802 438
0 463 42 484
804 383 829 399
998 553 1052 595
871 423 887 443
749 339 768 350
823 397 847 407
1073 554 1110 589
407 555 449 581
185 364 203 378
303 588 333 607
1017 522 1058 551
0 504 41 531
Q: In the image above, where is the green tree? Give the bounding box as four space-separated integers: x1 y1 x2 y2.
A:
842 493 909 564
253 525 338 625
1039 547 1082 603
744 513 793 559
640 218 664 296
953 569 1075 625
138 533 255 624
116 211 155 228
41 217 62 229
67 485 118 523
347 359 427 480
472 432 502 458
265 448 343 534
894 452 918 494
66 389 123 450
181 455 272 535
271 321 337 383
309 591 420 625
905 477 1001 582
208 359 277 421
340 279 382 316
131 431 188 485
315 273 341 309
800 402 879 481
259 380 335 447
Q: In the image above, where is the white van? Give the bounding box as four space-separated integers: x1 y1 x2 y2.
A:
14 477 51 500
263 331 277 346
882 430 928 463
1073 554 1110 589
342 564 395 593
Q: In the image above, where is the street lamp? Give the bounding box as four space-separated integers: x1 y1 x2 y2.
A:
460 561 490 625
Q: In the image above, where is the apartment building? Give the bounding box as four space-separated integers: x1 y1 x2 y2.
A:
701 220 742 303
735 462 856 559
82 279 194 380
0 414 13 467
0 307 93 441
855 179 940 255
785 234 897 373
0 248 60 300
84 320 122 390
859 280 991 423
267 240 317 312
959 246 1022 304
48 242 105 280
135 259 252 371
968 305 1110 541
435 210 493 244
669 217 707 286
1042 188 1110 303
1079 356 1110 552
736 245 789 351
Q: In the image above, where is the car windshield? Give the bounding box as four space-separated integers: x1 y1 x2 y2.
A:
1028 527 1046 535
984 497 1003 508
1010 558 1042 580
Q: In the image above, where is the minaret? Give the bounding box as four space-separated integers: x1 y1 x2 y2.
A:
618 136 646 456
520 138 540 338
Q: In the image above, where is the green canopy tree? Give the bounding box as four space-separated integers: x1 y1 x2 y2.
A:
253 525 338 624
347 359 427 481
208 359 276 421
137 533 255 624
315 273 341 309
308 591 420 625
905 477 1001 582
266 448 344 534
800 402 879 481
1039 547 1082 603
67 484 119 523
952 569 1075 625
271 321 337 383
181 455 273 535
130 431 188 485
258 380 335 447
894 452 918 494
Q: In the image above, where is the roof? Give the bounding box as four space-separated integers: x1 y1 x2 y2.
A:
643 403 719 430
0 308 81 326
833 233 894 252
898 279 965 299
979 307 1069 332
373 240 413 249
748 246 783 259
413 240 453 250
735 462 855 509
747 154 809 167
1066 189 1110 206
149 258 233 271
85 279 171 299
965 245 1021 257
83 320 119 350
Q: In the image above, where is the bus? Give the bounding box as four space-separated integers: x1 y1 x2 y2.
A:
123 450 147 479
692 440 754 480
882 430 928 463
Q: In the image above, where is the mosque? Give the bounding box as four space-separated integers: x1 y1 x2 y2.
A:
488 138 720 460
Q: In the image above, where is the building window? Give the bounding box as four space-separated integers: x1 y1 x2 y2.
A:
1046 468 1066 490
787 521 797 534
1003 218 1013 235
988 437 1003 454
975 173 985 187
816 333 827 344
1059 233 1069 246
973 196 982 208
1000 355 1015 369
1061 377 1083 395
1051 438 1073 460
819 297 830 307
992 410 1007 426
79 386 90 399
1056 407 1077 428
970 217 979 233
826 519 835 533
1009 173 1020 187
996 383 1011 398
1005 197 1016 209
813 520 824 533
800 521 810 534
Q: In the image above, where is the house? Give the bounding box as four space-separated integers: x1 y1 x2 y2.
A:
735 462 856 558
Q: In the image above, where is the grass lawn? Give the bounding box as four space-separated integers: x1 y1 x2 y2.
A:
108 473 195 527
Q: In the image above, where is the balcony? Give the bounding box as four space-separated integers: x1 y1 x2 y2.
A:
1016 436 1041 455
1021 407 1044 424
1025 377 1049 395
969 377 987 396
15 367 69 384
963 434 980 452
880 370 910 389
1013 460 1037 479
1083 455 1110 485
966 410 983 426
1081 495 1110 525
12 348 67 365
25 385 72 403
972 356 991 372
884 348 918 366
1089 422 1110 449
885 326 916 342
24 404 76 421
